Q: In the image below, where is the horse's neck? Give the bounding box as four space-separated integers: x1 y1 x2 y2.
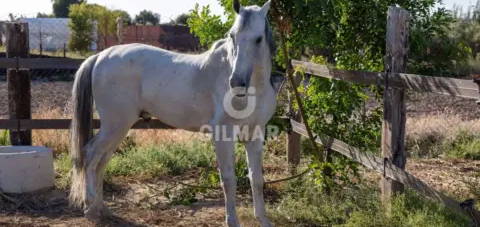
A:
201 42 232 79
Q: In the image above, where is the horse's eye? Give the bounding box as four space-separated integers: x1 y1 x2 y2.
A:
230 34 235 42
256 37 263 44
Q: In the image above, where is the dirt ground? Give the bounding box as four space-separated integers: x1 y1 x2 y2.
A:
0 81 480 226
0 157 478 227
0 180 229 227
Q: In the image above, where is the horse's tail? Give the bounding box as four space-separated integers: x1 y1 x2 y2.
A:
69 54 98 208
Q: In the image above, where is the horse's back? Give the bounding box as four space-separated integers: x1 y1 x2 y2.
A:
90 43 216 130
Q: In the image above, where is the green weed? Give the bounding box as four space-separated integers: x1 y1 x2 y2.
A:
105 141 215 179
0 130 10 146
268 178 470 227
443 130 480 160
54 140 216 188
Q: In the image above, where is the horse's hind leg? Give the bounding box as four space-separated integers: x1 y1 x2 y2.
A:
83 113 137 221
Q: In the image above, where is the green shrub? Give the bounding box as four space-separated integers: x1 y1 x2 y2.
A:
0 130 10 146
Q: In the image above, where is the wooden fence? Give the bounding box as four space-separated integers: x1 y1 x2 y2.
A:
0 22 171 146
0 7 479 223
289 6 480 224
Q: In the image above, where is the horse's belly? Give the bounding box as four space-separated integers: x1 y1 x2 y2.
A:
142 89 214 131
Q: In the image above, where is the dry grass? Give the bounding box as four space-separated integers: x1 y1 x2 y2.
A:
30 106 211 154
32 107 70 154
407 114 480 142
406 113 480 159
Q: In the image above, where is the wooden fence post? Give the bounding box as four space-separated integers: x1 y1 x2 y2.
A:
6 22 31 145
381 6 409 204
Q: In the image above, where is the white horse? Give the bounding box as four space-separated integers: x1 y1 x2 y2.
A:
69 1 277 226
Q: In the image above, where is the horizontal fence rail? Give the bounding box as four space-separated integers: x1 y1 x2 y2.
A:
0 58 84 69
0 119 173 130
290 120 480 220
292 60 480 100
0 117 289 130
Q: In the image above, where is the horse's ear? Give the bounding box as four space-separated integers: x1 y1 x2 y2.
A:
233 0 241 14
261 0 271 16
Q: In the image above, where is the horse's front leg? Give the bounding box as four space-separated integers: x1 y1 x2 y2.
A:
214 138 239 227
245 139 272 227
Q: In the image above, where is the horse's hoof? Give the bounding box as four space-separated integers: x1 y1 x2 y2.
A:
84 205 111 223
85 210 102 224
100 205 113 217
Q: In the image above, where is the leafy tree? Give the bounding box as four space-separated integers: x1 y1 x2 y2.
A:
134 10 160 25
68 3 95 52
187 4 228 48
36 12 54 18
52 0 84 18
172 13 190 25
68 3 124 52
93 5 123 47
449 1 480 75
410 8 472 76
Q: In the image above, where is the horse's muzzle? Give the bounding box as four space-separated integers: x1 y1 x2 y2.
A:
230 86 248 98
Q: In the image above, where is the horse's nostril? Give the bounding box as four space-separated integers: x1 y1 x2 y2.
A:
230 78 246 88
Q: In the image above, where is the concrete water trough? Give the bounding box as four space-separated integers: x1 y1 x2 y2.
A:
0 146 54 193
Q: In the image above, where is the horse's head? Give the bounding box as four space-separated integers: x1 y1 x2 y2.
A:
228 0 273 97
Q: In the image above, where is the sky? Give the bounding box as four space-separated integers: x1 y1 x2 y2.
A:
0 0 474 22
0 0 224 22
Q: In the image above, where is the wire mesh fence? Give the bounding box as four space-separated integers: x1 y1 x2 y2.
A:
0 19 87 81
24 18 70 55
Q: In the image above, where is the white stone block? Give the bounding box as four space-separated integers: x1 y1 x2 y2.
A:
0 146 54 193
